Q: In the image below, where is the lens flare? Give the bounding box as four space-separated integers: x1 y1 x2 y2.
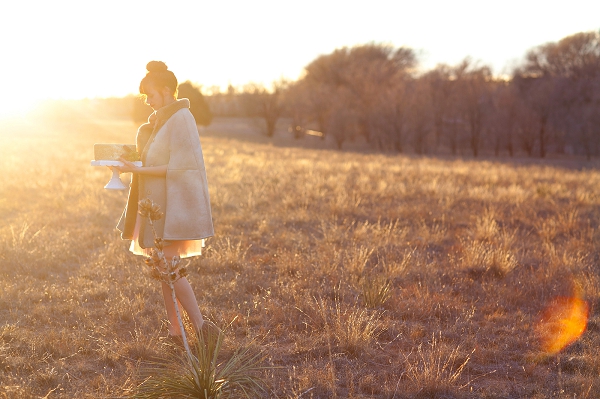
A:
536 296 589 355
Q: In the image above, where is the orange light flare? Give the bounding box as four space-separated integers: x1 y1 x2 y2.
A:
535 296 589 355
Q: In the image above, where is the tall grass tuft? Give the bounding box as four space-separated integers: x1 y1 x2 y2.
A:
362 276 392 309
344 246 375 281
403 332 474 397
460 239 518 278
316 298 383 357
206 237 251 271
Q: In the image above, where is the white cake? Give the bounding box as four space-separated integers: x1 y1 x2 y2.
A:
94 144 139 161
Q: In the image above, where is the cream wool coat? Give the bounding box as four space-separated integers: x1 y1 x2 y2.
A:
117 99 214 248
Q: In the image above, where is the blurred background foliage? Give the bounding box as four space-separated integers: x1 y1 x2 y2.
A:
32 30 600 159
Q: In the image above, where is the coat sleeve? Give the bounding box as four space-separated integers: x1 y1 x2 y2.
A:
116 122 154 238
163 110 214 240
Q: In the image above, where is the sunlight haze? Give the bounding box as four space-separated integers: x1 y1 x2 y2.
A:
1 0 598 115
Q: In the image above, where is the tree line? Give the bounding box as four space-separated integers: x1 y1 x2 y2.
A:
30 81 212 129
208 31 600 159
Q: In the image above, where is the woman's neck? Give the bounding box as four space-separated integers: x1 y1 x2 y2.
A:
162 95 176 107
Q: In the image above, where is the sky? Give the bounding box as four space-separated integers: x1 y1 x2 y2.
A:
0 0 599 115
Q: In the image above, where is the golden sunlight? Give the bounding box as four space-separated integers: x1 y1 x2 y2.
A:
536 296 589 355
0 95 41 119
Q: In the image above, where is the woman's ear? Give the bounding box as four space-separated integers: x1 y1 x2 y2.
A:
161 86 174 98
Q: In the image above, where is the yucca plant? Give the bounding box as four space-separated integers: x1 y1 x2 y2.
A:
136 198 194 358
131 199 268 398
132 326 268 398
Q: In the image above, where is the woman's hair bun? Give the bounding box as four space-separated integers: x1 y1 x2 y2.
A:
146 61 168 73
140 61 177 95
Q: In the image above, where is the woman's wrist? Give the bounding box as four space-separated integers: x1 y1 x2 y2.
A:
135 164 168 177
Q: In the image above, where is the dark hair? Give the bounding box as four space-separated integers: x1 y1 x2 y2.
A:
139 61 178 95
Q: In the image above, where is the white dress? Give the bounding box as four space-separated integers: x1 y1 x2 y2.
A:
129 214 205 259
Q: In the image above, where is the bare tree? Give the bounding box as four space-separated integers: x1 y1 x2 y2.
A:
418 60 494 156
299 43 417 146
563 78 600 159
452 59 493 157
515 31 600 158
240 80 288 137
178 81 213 126
523 31 600 80
327 87 358 149
407 79 431 155
283 81 309 139
306 84 333 139
512 75 554 158
515 105 538 157
497 83 521 157
487 86 506 157
388 79 410 152
361 71 411 152
423 65 454 151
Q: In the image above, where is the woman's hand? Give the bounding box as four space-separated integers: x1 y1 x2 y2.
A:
113 159 168 177
115 157 139 174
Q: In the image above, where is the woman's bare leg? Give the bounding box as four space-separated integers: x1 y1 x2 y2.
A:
161 282 183 336
161 278 205 334
160 256 204 335
172 276 204 332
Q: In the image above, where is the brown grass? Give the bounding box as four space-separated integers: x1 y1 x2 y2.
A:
1 114 600 398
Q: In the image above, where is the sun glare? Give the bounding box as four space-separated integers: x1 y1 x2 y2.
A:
536 296 589 355
0 96 41 120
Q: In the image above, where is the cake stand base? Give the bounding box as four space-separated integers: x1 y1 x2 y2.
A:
91 160 142 190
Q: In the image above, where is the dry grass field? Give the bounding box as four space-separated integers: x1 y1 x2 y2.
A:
1 114 600 398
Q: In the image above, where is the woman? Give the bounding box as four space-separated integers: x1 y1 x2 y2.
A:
116 61 214 344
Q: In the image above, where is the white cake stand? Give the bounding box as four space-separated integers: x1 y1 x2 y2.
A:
91 160 142 190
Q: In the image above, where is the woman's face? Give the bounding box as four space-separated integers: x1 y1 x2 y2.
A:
144 86 169 110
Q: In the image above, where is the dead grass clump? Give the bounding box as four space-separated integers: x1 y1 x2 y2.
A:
402 333 474 398
317 218 350 246
32 366 61 395
342 246 375 281
362 275 392 309
0 221 46 275
332 308 383 357
472 208 499 242
458 239 519 278
204 237 251 272
121 329 162 362
415 218 449 246
0 340 9 371
284 363 337 398
379 247 414 280
541 242 591 281
314 298 384 358
351 218 405 246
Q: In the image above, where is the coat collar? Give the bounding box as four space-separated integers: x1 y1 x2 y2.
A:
155 98 190 126
140 98 190 163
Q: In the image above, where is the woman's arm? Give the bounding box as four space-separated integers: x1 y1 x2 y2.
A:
116 158 167 177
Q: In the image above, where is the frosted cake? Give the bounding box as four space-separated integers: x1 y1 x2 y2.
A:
94 144 140 162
